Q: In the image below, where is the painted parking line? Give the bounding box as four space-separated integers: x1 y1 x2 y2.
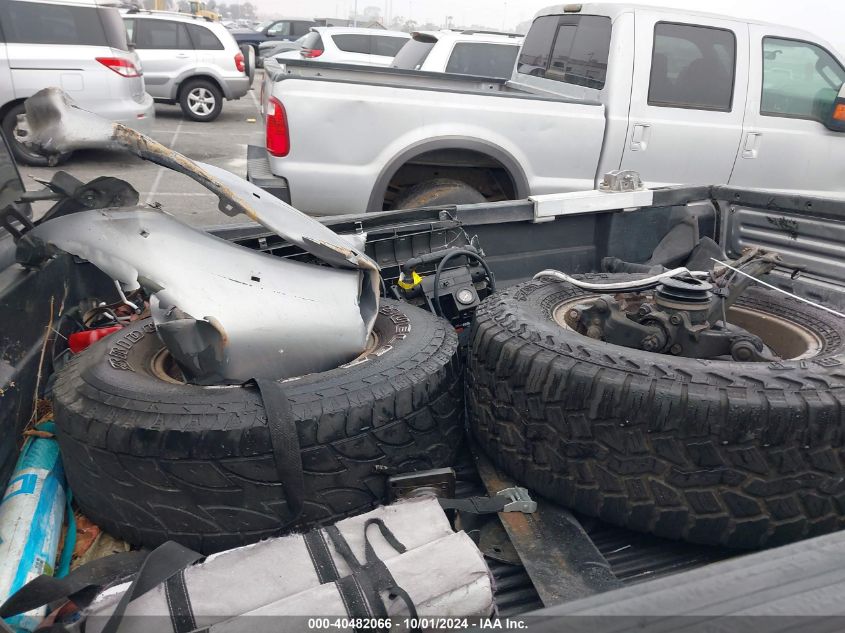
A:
145 118 184 205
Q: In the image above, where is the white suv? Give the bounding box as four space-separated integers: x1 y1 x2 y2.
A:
275 27 409 67
0 0 154 165
123 10 252 122
391 30 523 79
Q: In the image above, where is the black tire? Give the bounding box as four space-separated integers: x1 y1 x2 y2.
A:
391 178 486 210
468 274 845 549
179 79 223 122
53 300 463 553
2 103 71 166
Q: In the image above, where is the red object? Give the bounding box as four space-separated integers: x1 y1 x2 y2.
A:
95 57 141 78
234 51 245 73
68 326 123 354
266 96 290 157
301 48 323 58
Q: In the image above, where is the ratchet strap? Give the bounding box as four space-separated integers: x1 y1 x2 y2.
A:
253 378 305 526
437 487 538 514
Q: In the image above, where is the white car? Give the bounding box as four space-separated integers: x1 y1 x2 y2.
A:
0 0 154 165
274 27 410 66
392 30 523 79
123 10 252 122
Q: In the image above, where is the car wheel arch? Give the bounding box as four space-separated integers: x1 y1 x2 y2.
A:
368 137 530 212
176 73 227 101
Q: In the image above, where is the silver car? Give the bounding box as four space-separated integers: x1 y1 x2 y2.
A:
123 11 252 122
0 0 155 165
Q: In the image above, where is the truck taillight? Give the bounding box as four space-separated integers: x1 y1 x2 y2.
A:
235 51 245 73
96 57 141 78
301 48 323 59
266 97 289 157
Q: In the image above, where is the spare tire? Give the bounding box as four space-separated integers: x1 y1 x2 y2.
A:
53 300 462 553
468 274 845 549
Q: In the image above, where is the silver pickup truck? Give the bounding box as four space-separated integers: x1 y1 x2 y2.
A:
249 2 845 215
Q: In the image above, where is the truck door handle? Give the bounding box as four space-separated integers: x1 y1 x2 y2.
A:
630 124 650 151
176 54 191 59
742 132 762 159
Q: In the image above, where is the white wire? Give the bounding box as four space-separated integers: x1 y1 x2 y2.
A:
533 267 709 291
711 259 845 320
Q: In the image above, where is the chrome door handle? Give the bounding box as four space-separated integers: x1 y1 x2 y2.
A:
742 132 762 159
630 124 650 151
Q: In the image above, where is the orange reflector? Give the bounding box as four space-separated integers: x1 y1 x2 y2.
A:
834 103 845 121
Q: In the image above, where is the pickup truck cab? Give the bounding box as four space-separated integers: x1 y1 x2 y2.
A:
231 17 317 56
391 30 523 79
251 3 845 215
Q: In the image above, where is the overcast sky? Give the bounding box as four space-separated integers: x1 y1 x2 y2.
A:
251 0 844 53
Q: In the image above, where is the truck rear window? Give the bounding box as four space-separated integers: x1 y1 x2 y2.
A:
518 14 611 89
445 42 520 79
392 36 436 70
0 1 128 50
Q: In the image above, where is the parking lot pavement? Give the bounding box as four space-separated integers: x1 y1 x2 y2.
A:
26 77 264 228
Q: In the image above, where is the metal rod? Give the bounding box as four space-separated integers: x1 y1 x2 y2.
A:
711 259 845 320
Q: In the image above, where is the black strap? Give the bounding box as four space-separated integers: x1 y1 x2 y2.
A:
100 541 203 633
304 530 339 584
324 525 364 572
437 496 509 514
0 551 147 618
163 570 196 633
335 575 372 620
362 519 407 560
325 520 419 624
253 378 304 524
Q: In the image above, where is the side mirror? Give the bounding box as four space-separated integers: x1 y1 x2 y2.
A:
825 83 845 132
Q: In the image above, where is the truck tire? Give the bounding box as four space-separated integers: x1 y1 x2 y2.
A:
179 79 224 122
468 274 845 549
52 300 463 553
391 178 486 209
2 103 71 166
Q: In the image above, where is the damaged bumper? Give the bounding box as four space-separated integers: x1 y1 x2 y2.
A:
17 88 380 384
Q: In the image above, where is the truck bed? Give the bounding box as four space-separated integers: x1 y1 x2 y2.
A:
264 58 600 104
260 59 607 215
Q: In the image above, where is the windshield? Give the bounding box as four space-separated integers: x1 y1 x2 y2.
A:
255 20 273 32
392 37 436 70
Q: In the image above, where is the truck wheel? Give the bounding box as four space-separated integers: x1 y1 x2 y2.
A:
391 178 486 209
179 79 223 122
52 300 463 553
468 274 845 549
2 103 72 166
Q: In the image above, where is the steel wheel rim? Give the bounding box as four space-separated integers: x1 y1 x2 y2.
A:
187 87 215 116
